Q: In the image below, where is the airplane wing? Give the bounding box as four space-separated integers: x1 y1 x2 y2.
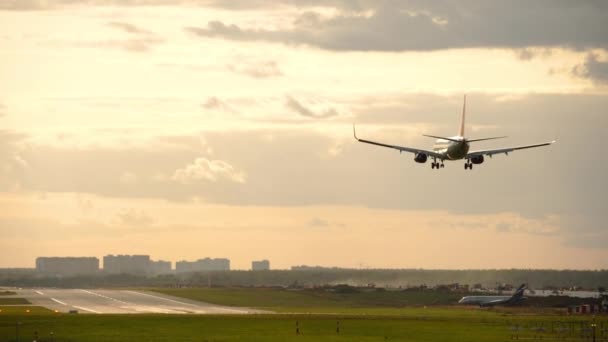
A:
353 125 444 159
466 141 556 159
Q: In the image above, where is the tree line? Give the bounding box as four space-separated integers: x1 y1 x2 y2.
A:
0 268 607 290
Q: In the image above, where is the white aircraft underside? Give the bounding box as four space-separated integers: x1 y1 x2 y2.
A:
354 96 555 170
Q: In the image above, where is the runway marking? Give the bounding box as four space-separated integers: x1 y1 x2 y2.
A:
125 291 254 314
124 291 199 307
51 298 68 306
35 291 44 295
80 289 129 305
72 306 101 314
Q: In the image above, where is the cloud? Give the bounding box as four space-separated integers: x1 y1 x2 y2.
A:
0 0 347 11
0 0 175 10
0 0 48 10
0 130 28 190
107 22 151 35
116 208 155 226
307 217 329 227
74 37 163 53
7 1 606 52
158 58 282 79
513 48 553 61
285 96 338 119
171 157 246 184
227 60 283 79
495 222 512 233
70 21 163 53
572 53 608 84
0 103 5 117
186 2 608 52
0 216 110 240
306 217 346 229
202 96 234 112
119 171 138 185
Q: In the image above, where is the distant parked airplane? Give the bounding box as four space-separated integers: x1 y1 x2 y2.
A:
353 96 555 170
458 284 527 307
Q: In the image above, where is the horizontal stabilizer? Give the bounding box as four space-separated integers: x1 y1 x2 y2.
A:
422 134 461 142
467 136 508 142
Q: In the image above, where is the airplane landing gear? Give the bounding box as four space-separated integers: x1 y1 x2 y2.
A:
431 161 445 169
464 162 473 170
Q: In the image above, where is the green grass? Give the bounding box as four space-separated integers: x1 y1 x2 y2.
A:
0 291 17 296
0 305 54 314
0 309 604 342
148 287 465 312
0 298 30 305
147 287 573 317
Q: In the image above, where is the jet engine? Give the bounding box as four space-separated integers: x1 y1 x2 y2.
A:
471 155 484 164
414 153 428 163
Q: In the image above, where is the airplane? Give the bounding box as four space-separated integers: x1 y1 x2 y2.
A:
458 284 527 307
353 96 555 170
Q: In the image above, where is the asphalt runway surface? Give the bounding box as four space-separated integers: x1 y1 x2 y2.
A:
11 288 263 314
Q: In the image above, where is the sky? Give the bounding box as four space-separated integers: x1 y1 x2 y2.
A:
1 0 607 270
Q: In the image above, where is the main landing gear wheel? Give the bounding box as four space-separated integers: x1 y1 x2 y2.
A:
464 163 473 170
431 162 443 169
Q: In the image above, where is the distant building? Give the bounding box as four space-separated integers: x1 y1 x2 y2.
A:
149 260 172 275
36 257 99 276
175 260 196 273
103 255 150 275
175 258 230 273
252 260 270 271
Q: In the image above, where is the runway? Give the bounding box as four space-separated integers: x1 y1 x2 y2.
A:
12 288 263 314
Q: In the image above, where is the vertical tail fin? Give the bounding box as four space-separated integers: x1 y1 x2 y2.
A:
512 284 526 299
459 94 466 137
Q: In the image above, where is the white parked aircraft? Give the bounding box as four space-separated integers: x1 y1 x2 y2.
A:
458 284 527 307
353 96 555 170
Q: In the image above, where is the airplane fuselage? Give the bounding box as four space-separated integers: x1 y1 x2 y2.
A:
458 295 511 306
432 136 470 161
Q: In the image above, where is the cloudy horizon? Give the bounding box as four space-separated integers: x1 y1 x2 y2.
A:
1 0 607 270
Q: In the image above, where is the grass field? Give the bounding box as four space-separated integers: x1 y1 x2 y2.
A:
0 298 30 305
0 306 53 314
0 288 605 341
149 287 467 313
148 287 572 316
0 307 605 342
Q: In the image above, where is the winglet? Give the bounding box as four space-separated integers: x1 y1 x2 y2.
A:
353 124 359 140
